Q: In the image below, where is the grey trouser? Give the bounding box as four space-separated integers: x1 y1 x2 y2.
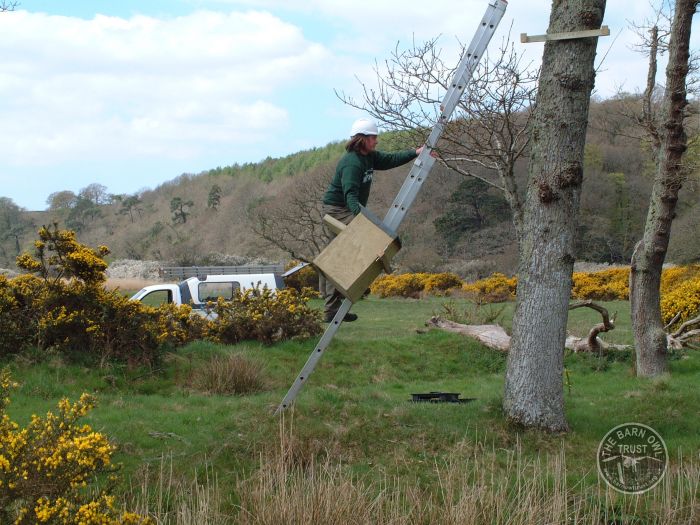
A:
319 204 355 316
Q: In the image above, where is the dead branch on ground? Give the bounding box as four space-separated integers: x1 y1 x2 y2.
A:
427 300 631 353
667 314 700 350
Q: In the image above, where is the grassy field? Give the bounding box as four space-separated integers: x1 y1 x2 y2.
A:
5 296 700 523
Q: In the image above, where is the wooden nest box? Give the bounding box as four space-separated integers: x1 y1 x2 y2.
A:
313 207 401 303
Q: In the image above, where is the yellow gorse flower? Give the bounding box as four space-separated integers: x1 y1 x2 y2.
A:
1 370 152 524
372 272 462 298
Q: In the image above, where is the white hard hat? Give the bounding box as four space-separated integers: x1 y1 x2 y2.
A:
350 118 378 136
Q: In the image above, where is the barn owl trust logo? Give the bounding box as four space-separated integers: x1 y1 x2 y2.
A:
597 423 668 494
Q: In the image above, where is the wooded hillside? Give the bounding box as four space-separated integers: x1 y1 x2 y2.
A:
1 95 698 277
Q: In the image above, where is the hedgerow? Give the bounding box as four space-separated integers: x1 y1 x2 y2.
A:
370 272 462 298
0 370 151 525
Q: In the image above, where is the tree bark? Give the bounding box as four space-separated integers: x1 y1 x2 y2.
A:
630 0 697 377
503 0 607 432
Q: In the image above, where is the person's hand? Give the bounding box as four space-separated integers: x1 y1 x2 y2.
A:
416 145 439 158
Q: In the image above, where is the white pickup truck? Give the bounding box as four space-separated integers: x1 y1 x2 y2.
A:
130 268 285 317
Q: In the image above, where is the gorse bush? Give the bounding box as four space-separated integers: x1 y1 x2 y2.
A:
370 272 462 298
660 265 700 293
0 370 150 524
660 266 700 327
283 260 318 291
1 226 322 364
462 272 517 303
571 268 630 300
2 225 205 365
424 265 700 326
206 287 322 345
660 275 700 327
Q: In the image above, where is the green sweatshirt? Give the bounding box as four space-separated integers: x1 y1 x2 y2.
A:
322 149 418 215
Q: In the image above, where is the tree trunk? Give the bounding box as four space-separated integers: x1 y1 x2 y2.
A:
503 0 607 432
630 0 696 377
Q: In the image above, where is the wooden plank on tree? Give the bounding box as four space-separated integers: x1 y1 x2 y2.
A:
520 25 610 43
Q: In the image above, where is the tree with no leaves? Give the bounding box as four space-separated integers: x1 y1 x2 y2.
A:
0 1 18 12
503 0 607 432
78 183 110 206
337 34 538 239
248 164 333 262
629 0 698 376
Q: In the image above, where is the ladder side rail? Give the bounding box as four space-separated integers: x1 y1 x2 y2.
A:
275 298 353 413
438 1 507 116
383 154 437 230
431 5 507 136
276 0 508 413
384 1 506 230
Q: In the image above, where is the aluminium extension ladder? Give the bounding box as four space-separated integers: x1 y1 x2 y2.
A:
276 0 508 414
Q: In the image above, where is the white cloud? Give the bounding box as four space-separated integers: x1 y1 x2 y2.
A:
0 9 329 165
3 1 697 210
198 0 698 100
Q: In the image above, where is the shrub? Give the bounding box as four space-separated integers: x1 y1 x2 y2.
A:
3 227 321 363
189 354 267 395
206 286 322 345
0 274 37 352
3 225 207 365
370 272 462 298
423 273 464 294
660 275 700 327
0 370 150 525
0 225 205 364
660 264 700 293
571 268 630 301
462 273 517 303
371 273 424 298
283 261 319 291
453 266 700 325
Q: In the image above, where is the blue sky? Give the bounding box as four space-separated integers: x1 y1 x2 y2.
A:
1 1 697 210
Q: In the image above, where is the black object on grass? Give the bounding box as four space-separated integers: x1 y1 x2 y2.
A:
410 392 475 403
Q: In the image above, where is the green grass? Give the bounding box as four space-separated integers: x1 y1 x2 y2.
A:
5 296 700 521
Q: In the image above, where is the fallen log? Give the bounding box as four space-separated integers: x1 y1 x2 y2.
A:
425 317 510 351
427 301 631 353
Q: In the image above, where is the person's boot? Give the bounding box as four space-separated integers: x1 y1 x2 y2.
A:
324 311 358 322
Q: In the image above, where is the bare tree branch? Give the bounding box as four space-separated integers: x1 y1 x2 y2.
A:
0 1 18 12
248 164 333 263
670 313 700 337
568 300 617 353
336 30 538 239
